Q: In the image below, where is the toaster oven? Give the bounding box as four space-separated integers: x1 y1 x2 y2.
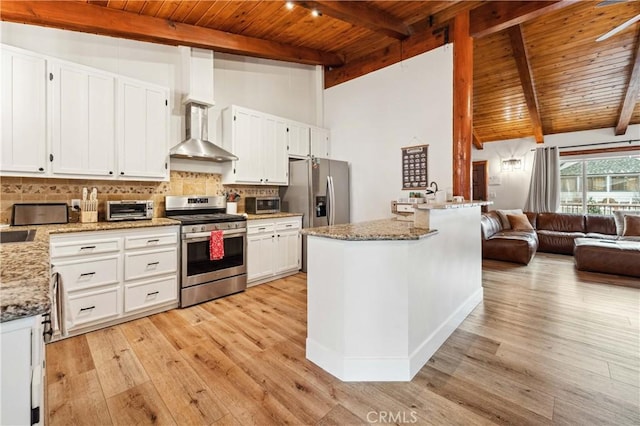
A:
106 200 154 221
244 197 280 214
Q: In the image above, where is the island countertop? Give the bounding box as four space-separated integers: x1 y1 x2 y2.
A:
301 218 437 241
0 218 180 323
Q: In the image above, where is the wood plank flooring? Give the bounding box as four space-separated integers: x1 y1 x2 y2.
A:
46 253 640 425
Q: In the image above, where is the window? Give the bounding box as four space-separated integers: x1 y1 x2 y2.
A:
560 156 640 215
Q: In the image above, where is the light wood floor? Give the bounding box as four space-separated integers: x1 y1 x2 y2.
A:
46 253 640 425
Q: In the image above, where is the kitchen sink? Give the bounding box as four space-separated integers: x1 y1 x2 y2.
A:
0 229 36 243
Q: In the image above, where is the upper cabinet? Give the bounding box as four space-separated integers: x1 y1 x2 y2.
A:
118 78 169 180
310 126 330 159
287 121 310 158
0 45 47 175
222 105 288 186
49 60 116 177
0 44 170 181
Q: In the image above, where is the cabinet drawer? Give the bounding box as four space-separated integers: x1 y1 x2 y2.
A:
124 276 177 313
248 223 275 235
275 220 301 231
124 232 177 250
55 255 119 291
124 247 177 281
51 238 120 258
67 287 120 329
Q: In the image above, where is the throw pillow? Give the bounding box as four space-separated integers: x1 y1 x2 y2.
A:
613 210 640 235
623 215 640 237
507 213 534 231
496 209 523 230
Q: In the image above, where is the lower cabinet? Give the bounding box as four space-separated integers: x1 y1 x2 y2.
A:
247 216 302 285
50 225 179 339
0 315 45 426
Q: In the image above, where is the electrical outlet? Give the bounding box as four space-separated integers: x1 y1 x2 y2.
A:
71 199 81 211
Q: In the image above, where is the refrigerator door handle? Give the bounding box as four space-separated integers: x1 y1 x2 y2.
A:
329 175 336 226
326 176 331 226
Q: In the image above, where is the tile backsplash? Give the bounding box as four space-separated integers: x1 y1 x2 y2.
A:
0 171 278 224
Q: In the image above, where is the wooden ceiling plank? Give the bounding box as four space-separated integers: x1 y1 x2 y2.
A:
508 25 544 143
473 129 483 150
0 1 344 66
294 0 410 40
615 32 640 135
470 1 576 39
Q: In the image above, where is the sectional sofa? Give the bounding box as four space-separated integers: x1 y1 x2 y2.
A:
480 211 640 278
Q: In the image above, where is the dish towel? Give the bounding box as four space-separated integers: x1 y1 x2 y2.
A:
209 230 225 261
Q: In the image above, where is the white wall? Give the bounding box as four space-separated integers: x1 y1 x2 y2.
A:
1 22 321 173
472 125 640 210
325 45 454 223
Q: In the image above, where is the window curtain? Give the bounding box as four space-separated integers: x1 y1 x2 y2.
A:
525 147 560 212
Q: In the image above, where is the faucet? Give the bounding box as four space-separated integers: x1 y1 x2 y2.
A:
429 181 439 192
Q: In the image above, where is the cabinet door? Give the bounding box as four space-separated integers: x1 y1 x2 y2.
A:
274 230 300 274
310 127 330 159
263 115 288 185
287 121 310 157
0 46 47 175
118 78 169 180
247 233 275 282
233 108 263 183
50 61 116 176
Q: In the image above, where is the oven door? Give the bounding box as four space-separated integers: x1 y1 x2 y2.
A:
181 229 246 288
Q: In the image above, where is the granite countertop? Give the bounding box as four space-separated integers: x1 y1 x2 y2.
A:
0 218 180 323
245 212 303 220
301 219 437 241
415 200 493 210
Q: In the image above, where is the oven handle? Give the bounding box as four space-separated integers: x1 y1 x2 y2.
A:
184 229 246 239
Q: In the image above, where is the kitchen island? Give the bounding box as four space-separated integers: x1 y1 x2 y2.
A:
302 203 488 382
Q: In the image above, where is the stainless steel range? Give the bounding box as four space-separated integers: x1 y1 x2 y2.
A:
165 195 247 307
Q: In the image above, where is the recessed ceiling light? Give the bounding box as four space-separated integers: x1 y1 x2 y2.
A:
285 2 294 10
311 9 321 17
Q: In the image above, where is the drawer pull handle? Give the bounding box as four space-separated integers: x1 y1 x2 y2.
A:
79 306 95 312
147 291 159 296
80 246 96 250
258 227 266 230
79 272 96 277
286 224 293 227
147 239 160 243
147 262 160 267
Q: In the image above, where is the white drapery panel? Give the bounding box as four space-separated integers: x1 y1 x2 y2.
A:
525 147 560 212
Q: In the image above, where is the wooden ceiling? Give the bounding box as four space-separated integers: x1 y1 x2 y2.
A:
2 1 639 146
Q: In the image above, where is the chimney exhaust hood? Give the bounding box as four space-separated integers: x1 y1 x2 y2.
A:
170 47 238 163
170 102 238 162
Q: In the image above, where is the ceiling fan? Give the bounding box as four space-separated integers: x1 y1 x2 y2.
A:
596 0 640 42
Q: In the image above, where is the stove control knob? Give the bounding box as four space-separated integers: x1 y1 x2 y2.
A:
200 226 206 232
191 226 198 233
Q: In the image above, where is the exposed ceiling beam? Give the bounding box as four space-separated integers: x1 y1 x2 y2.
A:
325 21 449 88
473 129 484 150
615 32 640 136
0 1 344 67
295 1 411 40
470 1 576 38
508 25 544 143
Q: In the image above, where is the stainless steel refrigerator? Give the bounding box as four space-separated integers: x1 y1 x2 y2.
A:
280 158 350 272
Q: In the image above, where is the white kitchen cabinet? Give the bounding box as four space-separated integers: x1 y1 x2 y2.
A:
222 105 288 185
49 59 116 177
247 216 301 285
118 77 170 180
0 315 45 426
0 45 47 175
50 225 179 339
287 121 310 158
310 126 330 159
263 114 288 184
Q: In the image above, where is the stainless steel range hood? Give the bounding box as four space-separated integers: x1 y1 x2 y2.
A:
170 102 238 162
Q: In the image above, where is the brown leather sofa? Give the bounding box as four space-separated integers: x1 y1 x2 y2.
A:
481 211 640 277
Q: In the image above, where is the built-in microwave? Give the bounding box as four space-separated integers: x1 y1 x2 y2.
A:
106 200 154 221
245 197 280 214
